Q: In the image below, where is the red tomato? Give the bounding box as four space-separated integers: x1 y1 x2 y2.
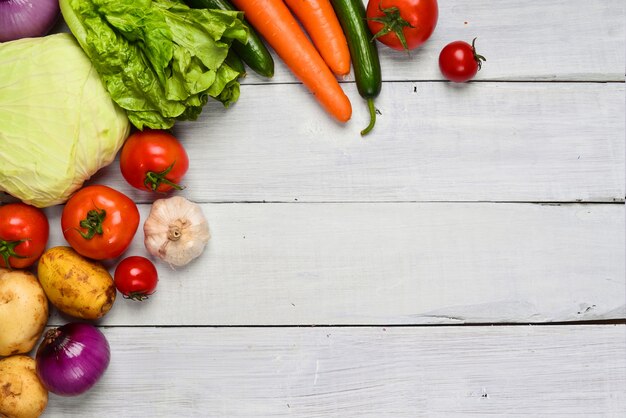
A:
61 185 140 260
439 38 486 82
0 203 49 269
366 0 438 51
119 130 189 193
114 256 158 301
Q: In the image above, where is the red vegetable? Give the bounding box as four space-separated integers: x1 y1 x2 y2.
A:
0 0 60 42
61 185 140 260
439 38 486 82
36 323 110 396
366 0 438 51
0 203 49 269
119 130 189 193
114 256 159 301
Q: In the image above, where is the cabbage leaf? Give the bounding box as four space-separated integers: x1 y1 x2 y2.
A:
60 0 248 129
0 34 130 208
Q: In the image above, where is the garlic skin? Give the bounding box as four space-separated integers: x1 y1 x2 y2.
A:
144 196 210 267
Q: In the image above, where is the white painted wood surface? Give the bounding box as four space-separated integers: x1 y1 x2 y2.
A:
86 82 625 204
4 0 625 416
44 326 626 417
43 202 625 325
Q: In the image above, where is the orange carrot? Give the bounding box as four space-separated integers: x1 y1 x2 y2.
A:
231 0 352 123
284 0 351 76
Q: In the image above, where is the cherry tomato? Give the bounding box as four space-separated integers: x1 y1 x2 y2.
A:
114 256 158 301
438 38 486 82
61 185 140 260
366 0 438 51
0 203 49 269
119 130 189 193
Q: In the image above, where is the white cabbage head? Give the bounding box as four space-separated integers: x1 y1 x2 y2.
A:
0 33 130 207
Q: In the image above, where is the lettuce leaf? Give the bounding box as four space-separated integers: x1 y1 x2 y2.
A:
60 0 247 129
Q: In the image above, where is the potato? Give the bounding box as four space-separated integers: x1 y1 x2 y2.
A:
0 270 49 357
37 246 116 320
0 355 48 418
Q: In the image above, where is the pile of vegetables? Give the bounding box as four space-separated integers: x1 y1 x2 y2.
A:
0 0 489 415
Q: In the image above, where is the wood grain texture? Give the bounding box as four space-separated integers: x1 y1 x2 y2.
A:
42 325 626 417
67 82 624 204
43 202 625 326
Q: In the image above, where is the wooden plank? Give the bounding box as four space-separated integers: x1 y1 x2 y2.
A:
76 82 625 204
44 202 625 326
51 0 625 83
42 325 626 417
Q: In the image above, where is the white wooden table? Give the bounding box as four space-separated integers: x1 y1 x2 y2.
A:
39 1 625 416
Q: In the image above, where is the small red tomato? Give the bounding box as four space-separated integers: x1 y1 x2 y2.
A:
0 203 49 269
61 185 140 260
120 130 189 193
366 0 438 51
438 38 486 82
114 256 159 301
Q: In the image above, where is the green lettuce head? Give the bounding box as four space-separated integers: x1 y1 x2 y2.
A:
0 34 130 208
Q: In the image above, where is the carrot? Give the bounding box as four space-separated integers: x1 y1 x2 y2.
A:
231 0 352 123
284 0 351 76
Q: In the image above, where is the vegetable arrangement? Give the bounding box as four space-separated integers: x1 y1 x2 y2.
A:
0 0 487 414
231 0 353 123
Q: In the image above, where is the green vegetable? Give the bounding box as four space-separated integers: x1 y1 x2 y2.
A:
185 0 275 78
330 0 382 136
224 49 246 76
0 34 130 208
59 0 248 130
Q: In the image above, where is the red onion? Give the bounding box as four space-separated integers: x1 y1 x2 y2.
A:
0 0 60 42
36 323 111 396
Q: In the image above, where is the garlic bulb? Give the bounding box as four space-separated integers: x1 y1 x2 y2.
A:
143 196 210 267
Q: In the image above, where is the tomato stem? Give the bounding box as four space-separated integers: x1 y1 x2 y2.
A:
0 239 28 269
144 162 185 192
367 5 413 52
471 37 487 70
76 208 106 240
123 291 152 301
361 98 377 136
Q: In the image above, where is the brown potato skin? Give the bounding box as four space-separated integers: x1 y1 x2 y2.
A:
0 270 49 357
0 355 48 418
37 246 116 320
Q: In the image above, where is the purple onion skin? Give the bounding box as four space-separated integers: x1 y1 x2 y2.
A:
0 0 61 42
36 323 111 396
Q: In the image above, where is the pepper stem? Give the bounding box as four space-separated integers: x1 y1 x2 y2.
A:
361 98 377 136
